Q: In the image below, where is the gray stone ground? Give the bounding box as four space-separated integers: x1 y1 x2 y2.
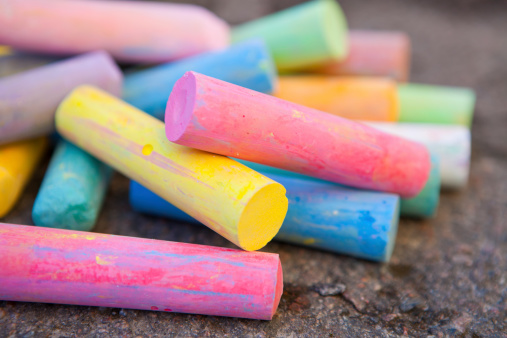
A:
1 0 507 336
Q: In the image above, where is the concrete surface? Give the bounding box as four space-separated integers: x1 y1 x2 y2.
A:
1 0 507 336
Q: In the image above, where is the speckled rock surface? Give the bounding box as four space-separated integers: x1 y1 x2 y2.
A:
1 0 507 336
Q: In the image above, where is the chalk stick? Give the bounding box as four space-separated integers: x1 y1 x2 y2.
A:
32 141 112 231
166 72 431 198
124 39 277 120
0 138 48 218
0 0 229 63
0 223 283 320
130 177 400 262
274 75 398 121
313 30 410 81
0 51 122 145
231 0 348 71
232 158 440 218
56 85 288 251
398 84 476 126
366 122 471 189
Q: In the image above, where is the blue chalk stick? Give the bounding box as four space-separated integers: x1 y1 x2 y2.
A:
32 140 112 231
123 39 277 120
130 173 400 262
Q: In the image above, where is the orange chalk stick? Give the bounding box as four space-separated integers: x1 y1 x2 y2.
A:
273 75 399 122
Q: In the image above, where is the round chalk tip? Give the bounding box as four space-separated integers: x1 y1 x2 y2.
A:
238 182 289 252
165 71 198 142
383 196 400 263
320 0 349 61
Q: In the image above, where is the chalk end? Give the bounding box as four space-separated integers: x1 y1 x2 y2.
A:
237 183 288 251
271 259 284 318
383 196 400 263
165 72 197 142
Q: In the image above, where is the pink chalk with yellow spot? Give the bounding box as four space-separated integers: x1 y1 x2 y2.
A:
56 86 288 251
0 223 283 320
166 72 431 198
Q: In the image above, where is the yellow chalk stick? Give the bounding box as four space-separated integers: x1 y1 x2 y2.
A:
0 138 48 217
274 75 399 122
55 86 288 251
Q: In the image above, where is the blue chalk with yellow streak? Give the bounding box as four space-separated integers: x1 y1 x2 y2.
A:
123 39 277 120
234 156 441 219
130 173 400 262
32 140 112 231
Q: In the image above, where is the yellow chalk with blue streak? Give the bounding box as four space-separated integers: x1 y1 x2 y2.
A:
55 85 288 251
0 137 48 217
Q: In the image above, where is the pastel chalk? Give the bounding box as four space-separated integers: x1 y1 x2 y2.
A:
233 159 440 218
398 83 476 127
0 51 122 145
274 75 399 121
56 85 288 251
130 176 400 262
166 72 431 198
124 39 277 120
313 30 411 82
0 223 283 320
0 138 48 218
32 141 112 231
0 0 229 63
231 0 348 71
366 122 471 189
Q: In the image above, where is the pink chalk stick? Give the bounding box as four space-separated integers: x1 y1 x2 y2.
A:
316 30 411 82
0 51 122 145
0 223 283 320
166 72 430 198
0 0 229 63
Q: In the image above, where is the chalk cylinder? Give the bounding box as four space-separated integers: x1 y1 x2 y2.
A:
0 223 283 320
124 39 277 120
231 0 348 71
0 138 48 217
313 30 411 82
398 84 476 127
166 72 431 198
32 141 112 231
273 75 398 121
0 51 122 145
56 85 288 251
0 0 229 63
130 175 400 262
366 122 471 189
234 158 440 218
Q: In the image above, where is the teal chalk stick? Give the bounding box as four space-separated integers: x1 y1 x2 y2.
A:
123 39 277 120
234 157 441 218
32 140 112 231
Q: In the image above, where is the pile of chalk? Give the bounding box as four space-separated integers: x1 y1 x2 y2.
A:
0 0 474 320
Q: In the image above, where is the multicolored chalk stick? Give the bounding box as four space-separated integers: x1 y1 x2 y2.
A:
130 176 400 262
0 138 48 218
0 51 122 145
398 84 476 126
32 141 112 231
274 75 398 121
313 30 411 81
367 122 471 189
231 0 348 71
0 223 283 320
124 39 277 120
0 0 229 63
56 85 288 251
166 72 431 198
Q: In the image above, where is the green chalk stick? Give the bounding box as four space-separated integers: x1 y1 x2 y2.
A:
398 83 476 127
232 0 348 72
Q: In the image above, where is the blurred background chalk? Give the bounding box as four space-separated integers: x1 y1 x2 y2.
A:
0 138 48 218
130 172 400 262
123 39 277 120
232 0 348 71
32 141 112 231
0 51 122 145
0 0 229 63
